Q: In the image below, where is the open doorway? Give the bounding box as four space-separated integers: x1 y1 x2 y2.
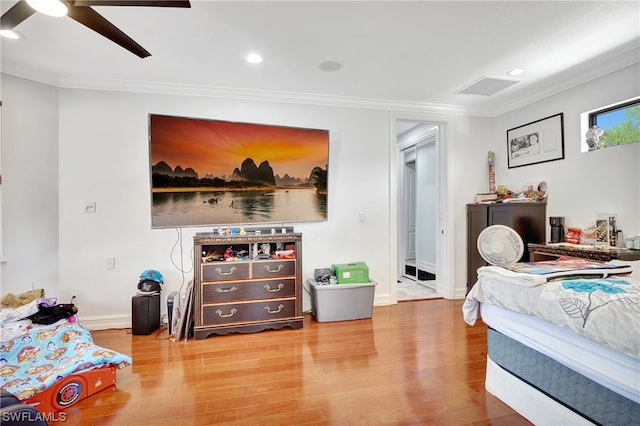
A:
394 117 450 301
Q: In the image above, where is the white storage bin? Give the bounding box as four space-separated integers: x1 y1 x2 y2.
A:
308 279 376 322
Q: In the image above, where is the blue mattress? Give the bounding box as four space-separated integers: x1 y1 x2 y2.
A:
487 327 640 426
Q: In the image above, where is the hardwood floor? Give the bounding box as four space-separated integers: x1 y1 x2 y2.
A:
68 299 531 425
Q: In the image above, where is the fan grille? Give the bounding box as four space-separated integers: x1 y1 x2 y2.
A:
477 225 524 265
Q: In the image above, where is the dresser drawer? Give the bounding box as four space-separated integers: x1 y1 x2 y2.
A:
251 260 295 278
202 278 296 303
202 299 296 325
202 262 250 281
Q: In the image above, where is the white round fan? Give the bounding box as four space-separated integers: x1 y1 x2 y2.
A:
477 225 524 266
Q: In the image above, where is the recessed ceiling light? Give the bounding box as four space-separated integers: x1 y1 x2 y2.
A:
319 61 342 72
0 29 21 40
507 68 525 76
246 53 263 64
27 0 69 17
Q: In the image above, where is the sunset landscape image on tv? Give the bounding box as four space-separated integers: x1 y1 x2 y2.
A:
148 114 329 228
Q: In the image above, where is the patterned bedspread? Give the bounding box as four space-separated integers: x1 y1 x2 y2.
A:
463 265 640 360
0 321 132 400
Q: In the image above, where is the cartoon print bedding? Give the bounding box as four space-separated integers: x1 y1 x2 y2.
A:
1 301 131 401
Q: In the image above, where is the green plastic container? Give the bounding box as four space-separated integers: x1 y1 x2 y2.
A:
331 261 369 284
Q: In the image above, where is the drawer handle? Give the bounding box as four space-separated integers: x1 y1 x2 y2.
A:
264 304 285 314
215 286 238 293
215 308 238 318
263 264 285 273
264 283 285 292
215 266 237 276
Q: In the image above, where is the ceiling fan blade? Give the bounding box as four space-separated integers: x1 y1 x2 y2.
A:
1 0 36 30
73 1 190 8
67 5 151 58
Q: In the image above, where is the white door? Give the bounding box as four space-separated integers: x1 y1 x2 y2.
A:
415 139 437 289
404 155 416 266
395 121 445 296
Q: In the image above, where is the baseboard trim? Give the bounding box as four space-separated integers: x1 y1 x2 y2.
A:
76 314 131 331
76 289 461 330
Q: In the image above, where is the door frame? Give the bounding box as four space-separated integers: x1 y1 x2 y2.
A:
389 112 455 302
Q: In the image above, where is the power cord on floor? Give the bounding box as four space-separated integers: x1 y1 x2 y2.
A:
302 281 313 314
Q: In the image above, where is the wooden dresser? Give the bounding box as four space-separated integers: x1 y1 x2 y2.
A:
193 231 303 340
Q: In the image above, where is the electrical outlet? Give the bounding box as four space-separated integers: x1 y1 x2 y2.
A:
105 256 116 270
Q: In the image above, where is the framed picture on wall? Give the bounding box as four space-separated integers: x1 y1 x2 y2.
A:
507 113 564 168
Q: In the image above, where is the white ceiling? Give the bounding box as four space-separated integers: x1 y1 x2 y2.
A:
1 1 639 116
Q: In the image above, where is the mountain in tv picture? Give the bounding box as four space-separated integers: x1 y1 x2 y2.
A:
231 158 275 185
152 161 199 179
153 157 320 187
275 173 306 186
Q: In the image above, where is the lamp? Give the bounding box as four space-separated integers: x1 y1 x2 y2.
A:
26 0 69 17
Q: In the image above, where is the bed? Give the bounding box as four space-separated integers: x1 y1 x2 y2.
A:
463 258 640 425
0 298 132 414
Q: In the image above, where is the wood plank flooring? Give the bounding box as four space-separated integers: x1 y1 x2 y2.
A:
67 299 531 425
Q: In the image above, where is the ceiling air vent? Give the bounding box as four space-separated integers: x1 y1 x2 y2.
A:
457 76 520 96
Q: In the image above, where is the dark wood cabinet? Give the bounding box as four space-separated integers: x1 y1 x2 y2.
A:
193 232 303 340
466 203 546 291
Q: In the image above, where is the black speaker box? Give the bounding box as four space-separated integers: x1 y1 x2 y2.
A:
131 294 160 335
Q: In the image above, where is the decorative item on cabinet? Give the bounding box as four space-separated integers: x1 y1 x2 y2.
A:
193 231 303 340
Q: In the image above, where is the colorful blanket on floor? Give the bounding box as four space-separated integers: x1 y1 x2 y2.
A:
0 321 131 400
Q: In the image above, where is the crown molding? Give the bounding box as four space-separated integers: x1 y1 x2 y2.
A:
0 64 488 116
491 46 640 116
3 45 638 118
57 76 486 116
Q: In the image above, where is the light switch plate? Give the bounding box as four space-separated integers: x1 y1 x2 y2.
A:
105 257 115 270
83 202 96 213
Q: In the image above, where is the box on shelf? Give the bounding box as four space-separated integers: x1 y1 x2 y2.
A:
595 213 617 247
308 279 376 322
331 261 369 284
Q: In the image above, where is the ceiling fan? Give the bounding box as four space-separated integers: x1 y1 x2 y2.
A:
0 0 191 58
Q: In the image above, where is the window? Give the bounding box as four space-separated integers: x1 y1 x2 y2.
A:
585 97 640 150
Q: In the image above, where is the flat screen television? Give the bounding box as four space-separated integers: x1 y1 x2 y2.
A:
148 114 329 228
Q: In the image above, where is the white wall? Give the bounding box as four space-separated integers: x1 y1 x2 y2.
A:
1 77 393 327
448 64 639 295
2 62 638 327
450 114 494 293
1 75 59 297
493 64 640 239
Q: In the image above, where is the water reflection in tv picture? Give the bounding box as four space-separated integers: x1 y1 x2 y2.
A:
152 188 326 228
